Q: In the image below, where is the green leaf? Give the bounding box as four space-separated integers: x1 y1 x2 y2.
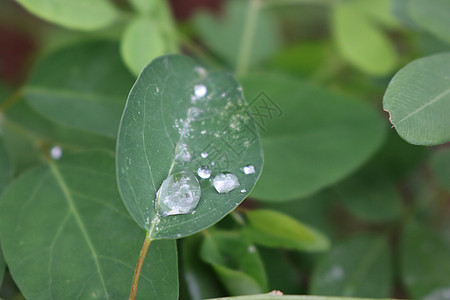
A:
180 234 226 300
129 0 158 14
409 0 450 44
0 136 13 194
240 73 386 201
1 99 115 173
350 0 400 29
332 0 397 75
193 0 281 68
401 221 450 299
310 235 393 297
431 149 450 191
334 168 403 223
383 52 450 145
0 249 4 285
15 0 117 30
0 151 178 299
206 295 396 300
244 209 329 252
200 231 267 295
258 247 303 294
24 41 135 138
120 17 168 76
116 54 263 239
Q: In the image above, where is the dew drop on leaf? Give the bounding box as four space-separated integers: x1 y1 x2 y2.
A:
155 171 201 217
243 165 256 175
50 146 63 160
197 166 211 179
201 152 208 158
194 84 207 98
213 173 240 193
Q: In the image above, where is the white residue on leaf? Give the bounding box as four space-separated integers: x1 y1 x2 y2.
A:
175 143 191 163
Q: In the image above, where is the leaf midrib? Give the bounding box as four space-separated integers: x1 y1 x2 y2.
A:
396 88 450 125
49 162 109 298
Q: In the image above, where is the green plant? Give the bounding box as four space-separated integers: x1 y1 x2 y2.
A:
0 0 449 299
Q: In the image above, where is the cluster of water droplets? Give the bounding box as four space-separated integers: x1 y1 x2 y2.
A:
154 65 257 217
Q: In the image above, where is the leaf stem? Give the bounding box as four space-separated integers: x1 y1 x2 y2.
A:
236 0 261 77
129 231 152 300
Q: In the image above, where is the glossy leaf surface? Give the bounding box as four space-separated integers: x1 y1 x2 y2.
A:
383 53 450 145
0 151 178 299
116 55 263 239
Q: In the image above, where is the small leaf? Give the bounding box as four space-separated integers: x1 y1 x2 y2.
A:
240 73 386 201
409 0 450 44
310 235 393 297
0 151 178 299
430 149 450 191
193 0 281 68
120 17 167 76
0 249 4 285
401 221 450 299
116 55 263 239
15 0 117 30
332 0 397 75
200 231 268 296
383 52 450 145
244 209 329 252
24 41 135 138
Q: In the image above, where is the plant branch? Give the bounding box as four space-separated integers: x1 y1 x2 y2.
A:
129 231 152 300
236 0 261 77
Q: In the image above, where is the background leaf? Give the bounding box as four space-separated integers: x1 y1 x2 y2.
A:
0 136 13 194
310 235 393 297
14 0 117 30
244 209 329 252
240 73 386 201
383 52 450 145
116 54 263 239
120 17 169 76
207 294 396 300
409 0 450 44
193 0 281 68
332 0 398 75
180 234 226 300
401 221 450 299
0 151 178 299
24 41 135 138
201 231 267 296
430 149 450 192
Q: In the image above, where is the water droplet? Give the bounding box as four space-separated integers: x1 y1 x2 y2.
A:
155 171 201 217
175 143 191 163
213 173 240 193
50 146 62 160
243 165 255 175
197 166 211 179
201 152 208 158
240 189 247 193
201 130 206 135
248 245 256 253
194 85 207 98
